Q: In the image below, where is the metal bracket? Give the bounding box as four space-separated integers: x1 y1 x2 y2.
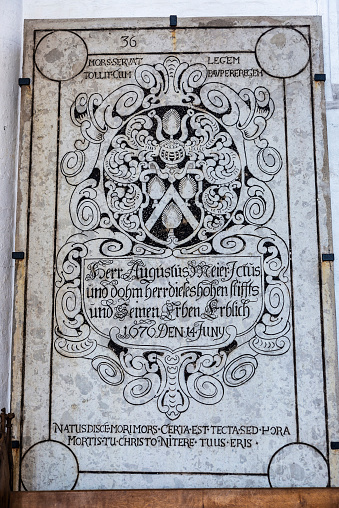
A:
18 78 31 86
314 74 326 82
322 253 334 261
12 252 24 260
331 442 339 450
11 440 20 449
170 15 177 27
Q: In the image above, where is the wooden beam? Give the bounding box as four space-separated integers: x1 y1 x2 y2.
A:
0 440 10 508
10 488 339 508
0 409 15 508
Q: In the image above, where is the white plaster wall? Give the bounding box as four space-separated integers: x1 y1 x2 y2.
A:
2 0 339 410
0 0 23 411
23 0 318 18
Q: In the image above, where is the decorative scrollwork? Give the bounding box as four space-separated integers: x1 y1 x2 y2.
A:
119 350 228 420
54 55 291 420
61 55 282 248
92 356 124 385
61 150 85 178
257 146 282 177
224 355 258 387
243 178 274 225
250 335 290 356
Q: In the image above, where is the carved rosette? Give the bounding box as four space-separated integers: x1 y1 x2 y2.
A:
55 56 290 420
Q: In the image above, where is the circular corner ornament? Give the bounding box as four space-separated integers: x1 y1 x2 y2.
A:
255 27 309 78
268 442 329 488
21 440 79 491
35 31 88 81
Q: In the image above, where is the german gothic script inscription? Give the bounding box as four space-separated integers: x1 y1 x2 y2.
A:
13 18 338 491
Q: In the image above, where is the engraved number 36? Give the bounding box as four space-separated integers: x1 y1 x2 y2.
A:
121 35 137 47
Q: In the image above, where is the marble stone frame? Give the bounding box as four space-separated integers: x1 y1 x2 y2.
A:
11 16 339 491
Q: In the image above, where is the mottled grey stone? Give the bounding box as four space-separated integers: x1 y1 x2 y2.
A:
12 16 339 491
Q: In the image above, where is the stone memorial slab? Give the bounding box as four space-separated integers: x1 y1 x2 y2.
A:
12 17 339 491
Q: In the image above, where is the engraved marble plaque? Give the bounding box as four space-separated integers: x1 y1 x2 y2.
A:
12 17 339 491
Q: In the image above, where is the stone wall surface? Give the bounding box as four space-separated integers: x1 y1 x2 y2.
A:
9 14 339 491
2 0 339 493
